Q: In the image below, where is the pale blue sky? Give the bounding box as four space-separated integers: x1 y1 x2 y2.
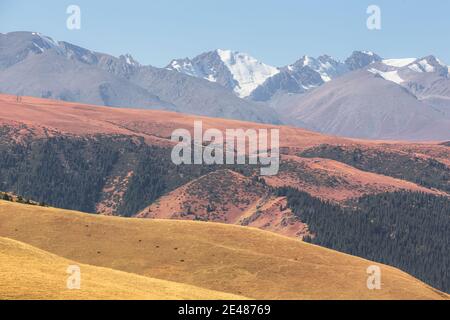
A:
1 0 449 67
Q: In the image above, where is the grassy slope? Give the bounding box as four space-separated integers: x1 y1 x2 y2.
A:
0 236 245 300
0 200 447 300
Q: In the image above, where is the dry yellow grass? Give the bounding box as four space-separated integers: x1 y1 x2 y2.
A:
0 200 447 300
0 236 246 300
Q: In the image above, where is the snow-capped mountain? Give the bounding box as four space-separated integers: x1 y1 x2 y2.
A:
406 56 449 75
290 55 349 82
365 55 450 116
277 68 450 140
250 51 383 101
345 51 382 70
274 54 450 140
382 58 417 68
167 49 279 98
167 50 388 101
366 55 449 86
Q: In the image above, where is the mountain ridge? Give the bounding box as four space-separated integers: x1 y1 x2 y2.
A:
0 31 280 124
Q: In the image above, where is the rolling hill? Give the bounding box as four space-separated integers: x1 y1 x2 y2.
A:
0 236 245 300
0 200 447 300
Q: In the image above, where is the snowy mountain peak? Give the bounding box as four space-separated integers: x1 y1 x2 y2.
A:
345 51 382 70
368 68 404 85
379 56 448 76
120 53 140 67
28 32 61 54
166 48 450 102
167 58 194 73
30 32 59 46
215 49 280 97
290 55 348 82
382 58 417 68
408 56 448 75
362 50 376 56
167 49 279 97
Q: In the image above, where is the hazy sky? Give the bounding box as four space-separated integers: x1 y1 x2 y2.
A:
1 0 449 67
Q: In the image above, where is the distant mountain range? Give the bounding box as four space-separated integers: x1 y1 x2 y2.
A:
1 31 450 140
273 56 450 140
0 31 279 124
167 49 281 98
167 49 352 99
167 50 382 100
168 48 450 140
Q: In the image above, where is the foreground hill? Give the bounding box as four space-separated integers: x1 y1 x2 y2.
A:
0 236 245 300
0 200 447 300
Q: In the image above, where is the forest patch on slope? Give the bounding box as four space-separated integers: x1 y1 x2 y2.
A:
277 187 450 293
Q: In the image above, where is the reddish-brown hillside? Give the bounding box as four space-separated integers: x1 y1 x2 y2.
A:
0 94 448 236
137 169 309 238
1 94 448 157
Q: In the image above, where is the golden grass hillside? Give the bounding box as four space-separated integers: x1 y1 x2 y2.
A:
0 200 447 300
0 236 246 300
